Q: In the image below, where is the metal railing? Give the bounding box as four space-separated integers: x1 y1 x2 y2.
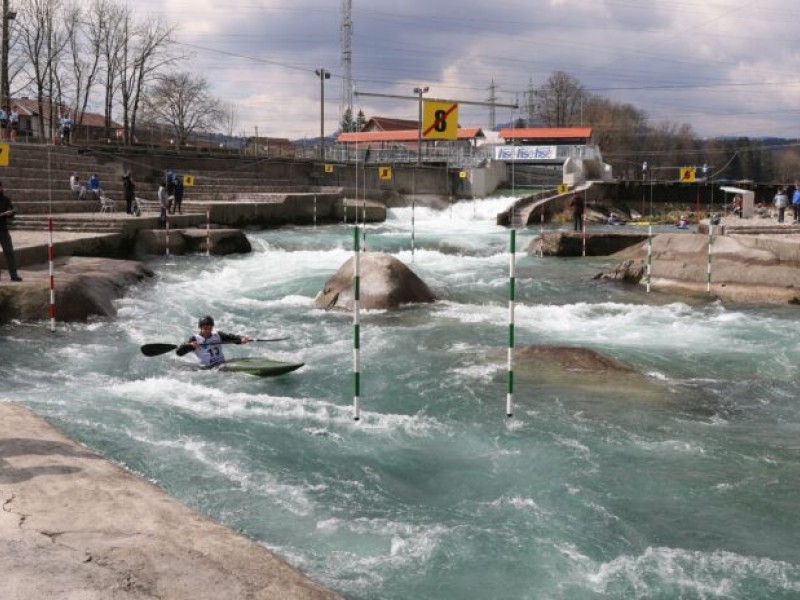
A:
309 143 599 168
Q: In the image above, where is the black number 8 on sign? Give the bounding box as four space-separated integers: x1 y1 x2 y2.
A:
433 110 448 133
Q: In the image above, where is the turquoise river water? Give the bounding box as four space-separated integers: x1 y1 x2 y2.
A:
2 197 799 599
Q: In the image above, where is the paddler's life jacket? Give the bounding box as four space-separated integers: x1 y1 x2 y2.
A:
191 332 225 366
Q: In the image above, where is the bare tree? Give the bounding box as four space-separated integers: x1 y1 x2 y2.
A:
18 0 71 140
66 0 111 128
97 0 126 140
145 71 222 146
535 70 586 127
116 16 177 144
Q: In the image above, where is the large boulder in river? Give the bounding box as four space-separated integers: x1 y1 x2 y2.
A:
596 232 800 304
314 252 435 310
0 256 153 323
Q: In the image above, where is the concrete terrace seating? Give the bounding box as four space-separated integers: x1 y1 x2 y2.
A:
2 143 322 210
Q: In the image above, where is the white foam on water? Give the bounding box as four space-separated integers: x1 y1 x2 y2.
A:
580 546 800 596
111 377 448 439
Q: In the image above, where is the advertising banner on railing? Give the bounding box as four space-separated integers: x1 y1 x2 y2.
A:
494 145 557 161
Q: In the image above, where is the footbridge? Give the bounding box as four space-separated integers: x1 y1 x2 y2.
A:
496 182 596 228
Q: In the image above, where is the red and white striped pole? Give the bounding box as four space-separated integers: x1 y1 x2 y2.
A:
48 217 56 331
206 209 211 257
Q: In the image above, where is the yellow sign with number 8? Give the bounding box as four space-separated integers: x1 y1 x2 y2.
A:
423 101 458 140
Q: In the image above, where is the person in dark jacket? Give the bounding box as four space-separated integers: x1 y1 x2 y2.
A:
171 175 184 214
176 315 251 367
571 195 585 232
122 171 136 215
0 180 22 281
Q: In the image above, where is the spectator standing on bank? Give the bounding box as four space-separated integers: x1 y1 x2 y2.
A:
0 107 7 141
571 194 585 232
60 112 73 145
791 185 800 223
774 188 788 223
8 106 19 141
158 185 169 229
0 180 22 281
122 171 136 215
172 174 184 214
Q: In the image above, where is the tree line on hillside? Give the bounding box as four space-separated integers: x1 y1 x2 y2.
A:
5 0 227 146
518 71 798 184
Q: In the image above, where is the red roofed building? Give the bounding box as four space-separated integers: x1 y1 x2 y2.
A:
12 98 122 142
498 127 592 144
360 117 419 132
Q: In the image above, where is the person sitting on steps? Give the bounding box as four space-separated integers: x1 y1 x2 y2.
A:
69 172 87 200
87 174 104 199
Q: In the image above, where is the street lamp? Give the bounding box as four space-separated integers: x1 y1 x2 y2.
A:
413 86 429 165
1 0 16 115
315 68 330 161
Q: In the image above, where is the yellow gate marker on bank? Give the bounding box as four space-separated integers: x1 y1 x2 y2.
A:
183 174 194 186
0 143 10 167
325 164 334 173
379 166 392 180
680 167 696 183
558 183 569 194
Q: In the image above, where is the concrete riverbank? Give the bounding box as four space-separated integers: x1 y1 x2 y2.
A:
0 401 342 600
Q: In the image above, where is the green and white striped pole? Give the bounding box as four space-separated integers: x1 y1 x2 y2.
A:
353 226 361 421
707 221 713 292
646 225 652 293
507 229 516 418
539 208 544 257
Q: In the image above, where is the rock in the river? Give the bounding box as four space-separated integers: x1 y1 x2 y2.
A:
0 256 153 323
314 252 435 310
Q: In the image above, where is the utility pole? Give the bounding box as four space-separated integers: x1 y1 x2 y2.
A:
487 79 497 130
340 0 353 126
315 68 331 161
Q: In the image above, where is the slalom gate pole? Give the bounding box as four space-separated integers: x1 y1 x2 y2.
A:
353 226 361 421
205 209 211 257
411 171 416 262
47 146 55 332
646 225 652 293
362 197 367 251
48 217 56 331
313 194 317 229
507 229 516 418
582 209 587 257
539 208 545 257
707 222 713 292
165 212 170 259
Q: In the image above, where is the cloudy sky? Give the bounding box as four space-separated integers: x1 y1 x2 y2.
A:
136 0 800 140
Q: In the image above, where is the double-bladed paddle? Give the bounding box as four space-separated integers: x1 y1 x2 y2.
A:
140 336 289 357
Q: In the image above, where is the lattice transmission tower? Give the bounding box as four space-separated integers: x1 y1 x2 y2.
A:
340 0 353 129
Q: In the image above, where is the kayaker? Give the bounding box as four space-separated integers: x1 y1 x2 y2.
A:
176 315 251 367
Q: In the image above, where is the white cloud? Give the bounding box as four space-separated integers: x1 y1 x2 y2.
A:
128 0 800 139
